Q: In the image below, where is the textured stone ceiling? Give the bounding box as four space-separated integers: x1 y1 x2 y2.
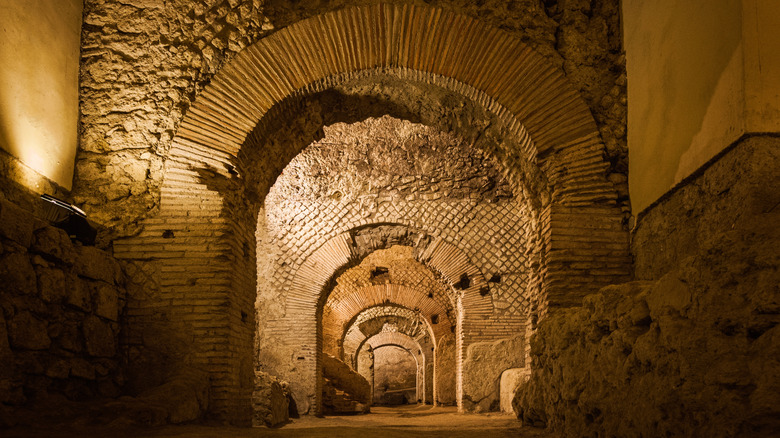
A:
264 115 511 231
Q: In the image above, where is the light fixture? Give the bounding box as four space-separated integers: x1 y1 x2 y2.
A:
41 194 96 245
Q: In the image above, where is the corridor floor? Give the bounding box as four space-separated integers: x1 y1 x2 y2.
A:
4 405 554 437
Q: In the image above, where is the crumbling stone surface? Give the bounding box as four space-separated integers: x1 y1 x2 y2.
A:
75 0 626 239
435 334 456 406
322 353 371 406
461 334 525 412
260 0 627 186
633 136 780 280
373 345 417 405
252 370 290 427
75 0 270 240
266 116 511 225
0 199 128 424
32 226 76 266
499 368 529 413
514 220 780 437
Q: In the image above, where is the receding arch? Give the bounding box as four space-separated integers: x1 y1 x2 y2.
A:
116 1 632 423
255 222 497 414
341 304 438 366
361 330 430 404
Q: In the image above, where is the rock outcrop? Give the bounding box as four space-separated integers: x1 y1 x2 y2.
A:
322 354 371 414
252 371 290 427
514 219 780 437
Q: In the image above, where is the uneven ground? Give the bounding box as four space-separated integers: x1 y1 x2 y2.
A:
4 405 553 437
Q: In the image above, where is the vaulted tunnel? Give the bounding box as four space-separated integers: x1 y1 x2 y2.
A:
1 1 778 437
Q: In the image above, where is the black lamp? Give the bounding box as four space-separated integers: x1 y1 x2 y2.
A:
41 194 96 245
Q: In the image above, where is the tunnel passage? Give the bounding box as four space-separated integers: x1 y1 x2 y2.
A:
255 114 536 414
111 2 628 423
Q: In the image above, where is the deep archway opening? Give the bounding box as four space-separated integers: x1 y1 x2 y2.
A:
254 107 537 416
372 344 419 406
122 3 628 424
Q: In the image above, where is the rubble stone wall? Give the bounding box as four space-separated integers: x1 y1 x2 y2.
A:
77 0 629 423
513 136 780 437
632 136 780 280
0 199 126 425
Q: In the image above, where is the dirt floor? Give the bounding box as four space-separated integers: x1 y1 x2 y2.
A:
4 405 555 437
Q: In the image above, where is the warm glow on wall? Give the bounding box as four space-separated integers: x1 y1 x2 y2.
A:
0 0 82 190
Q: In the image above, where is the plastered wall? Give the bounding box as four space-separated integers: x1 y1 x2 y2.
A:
624 0 780 213
0 0 82 190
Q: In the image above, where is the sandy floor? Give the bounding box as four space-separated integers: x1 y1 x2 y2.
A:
4 405 554 437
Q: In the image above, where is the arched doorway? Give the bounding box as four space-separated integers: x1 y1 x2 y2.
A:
112 3 629 423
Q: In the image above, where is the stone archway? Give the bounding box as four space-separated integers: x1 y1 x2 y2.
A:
361 331 428 405
113 2 630 423
277 226 493 414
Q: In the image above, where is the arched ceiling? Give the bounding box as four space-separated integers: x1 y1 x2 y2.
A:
175 3 598 159
342 305 433 363
321 246 455 355
361 330 426 364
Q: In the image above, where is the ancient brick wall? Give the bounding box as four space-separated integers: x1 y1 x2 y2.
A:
253 116 534 413
75 0 626 237
90 2 630 422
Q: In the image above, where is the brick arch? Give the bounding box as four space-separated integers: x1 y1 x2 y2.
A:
268 222 490 413
123 0 632 422
322 283 451 356
357 327 428 371
341 304 438 366
361 330 431 404
320 243 457 357
172 2 600 168
325 282 452 345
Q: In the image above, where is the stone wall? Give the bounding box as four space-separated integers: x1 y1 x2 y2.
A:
632 136 780 280
513 136 780 437
75 0 627 237
373 345 417 405
78 0 629 423
434 334 457 406
0 199 126 426
461 335 524 412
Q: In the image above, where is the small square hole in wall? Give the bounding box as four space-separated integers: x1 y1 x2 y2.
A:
370 266 389 278
455 273 470 290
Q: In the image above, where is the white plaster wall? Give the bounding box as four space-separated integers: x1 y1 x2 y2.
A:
0 0 82 189
742 0 780 134
624 0 744 213
625 0 780 214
